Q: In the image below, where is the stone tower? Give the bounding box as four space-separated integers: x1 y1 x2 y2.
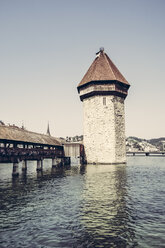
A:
77 48 130 164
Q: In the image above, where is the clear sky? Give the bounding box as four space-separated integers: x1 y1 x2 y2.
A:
0 0 165 139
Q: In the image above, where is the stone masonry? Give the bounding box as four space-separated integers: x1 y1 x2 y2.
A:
83 95 126 164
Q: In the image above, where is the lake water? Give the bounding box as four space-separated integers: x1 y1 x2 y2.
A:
0 157 165 248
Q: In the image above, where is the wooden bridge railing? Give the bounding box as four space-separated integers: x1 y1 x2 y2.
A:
0 146 64 163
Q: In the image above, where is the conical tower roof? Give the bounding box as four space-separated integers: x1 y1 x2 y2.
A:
78 48 129 89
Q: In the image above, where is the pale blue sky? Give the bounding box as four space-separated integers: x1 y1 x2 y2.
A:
0 0 165 139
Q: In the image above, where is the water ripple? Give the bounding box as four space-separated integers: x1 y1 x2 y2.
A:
0 158 165 247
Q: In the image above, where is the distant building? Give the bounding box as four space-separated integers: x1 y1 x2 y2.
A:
64 143 84 164
77 48 130 164
162 141 165 151
66 135 83 143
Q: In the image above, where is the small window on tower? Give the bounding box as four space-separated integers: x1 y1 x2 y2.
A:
103 97 106 105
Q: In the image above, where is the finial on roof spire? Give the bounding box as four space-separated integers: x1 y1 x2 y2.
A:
100 47 104 52
96 47 104 56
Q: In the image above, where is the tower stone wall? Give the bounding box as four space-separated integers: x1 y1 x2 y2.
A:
83 95 126 164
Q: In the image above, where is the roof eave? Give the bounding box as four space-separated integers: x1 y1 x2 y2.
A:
77 80 130 93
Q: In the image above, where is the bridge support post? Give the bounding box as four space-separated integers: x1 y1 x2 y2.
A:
52 158 55 167
22 160 27 171
37 160 43 171
12 162 19 177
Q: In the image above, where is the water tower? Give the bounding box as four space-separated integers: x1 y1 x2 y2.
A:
77 48 130 164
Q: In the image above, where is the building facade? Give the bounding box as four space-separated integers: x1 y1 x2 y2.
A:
77 48 130 164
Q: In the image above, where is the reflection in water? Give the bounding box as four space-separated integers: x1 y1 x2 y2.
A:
0 158 165 247
81 164 137 247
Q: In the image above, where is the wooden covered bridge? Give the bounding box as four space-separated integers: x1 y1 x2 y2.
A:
0 125 70 176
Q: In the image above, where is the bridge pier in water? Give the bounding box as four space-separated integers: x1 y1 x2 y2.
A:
12 161 19 177
22 160 27 171
37 160 43 171
10 157 71 177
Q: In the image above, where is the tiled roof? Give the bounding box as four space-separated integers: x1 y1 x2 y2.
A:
0 125 62 146
78 49 130 88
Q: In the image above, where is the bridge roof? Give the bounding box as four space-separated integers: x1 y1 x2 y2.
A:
77 49 130 89
0 125 62 147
